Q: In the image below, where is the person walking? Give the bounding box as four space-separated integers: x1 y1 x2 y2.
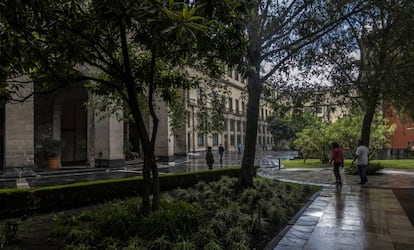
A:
206 146 214 170
237 143 242 153
352 140 369 184
329 142 344 184
218 144 225 165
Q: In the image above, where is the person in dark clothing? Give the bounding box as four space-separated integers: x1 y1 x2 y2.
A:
329 142 344 184
206 146 214 170
218 144 224 165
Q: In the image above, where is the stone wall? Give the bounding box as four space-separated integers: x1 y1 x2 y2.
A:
5 85 34 169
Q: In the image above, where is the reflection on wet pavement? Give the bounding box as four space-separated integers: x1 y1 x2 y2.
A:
264 168 414 250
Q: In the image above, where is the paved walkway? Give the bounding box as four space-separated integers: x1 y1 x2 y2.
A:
258 167 414 250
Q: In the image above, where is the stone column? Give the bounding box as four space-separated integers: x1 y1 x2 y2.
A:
154 100 175 165
87 92 95 168
4 84 34 173
94 115 124 168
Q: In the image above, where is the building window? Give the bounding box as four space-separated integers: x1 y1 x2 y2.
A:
235 99 239 113
237 135 241 145
212 133 219 146
196 88 203 105
235 71 239 81
230 135 235 145
237 120 241 132
258 125 261 133
265 109 268 118
259 136 262 145
261 108 264 118
228 97 233 111
316 105 322 114
198 134 204 146
230 119 235 132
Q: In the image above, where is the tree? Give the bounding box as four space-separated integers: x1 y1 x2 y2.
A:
314 1 414 147
293 121 329 163
294 114 395 162
195 79 230 137
381 2 414 121
0 0 245 213
238 0 368 187
268 110 320 150
267 116 293 146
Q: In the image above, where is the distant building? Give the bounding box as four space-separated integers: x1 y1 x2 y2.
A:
383 102 414 150
133 66 274 164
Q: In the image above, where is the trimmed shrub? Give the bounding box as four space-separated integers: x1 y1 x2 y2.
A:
44 176 318 250
0 167 242 219
140 201 205 241
344 163 384 175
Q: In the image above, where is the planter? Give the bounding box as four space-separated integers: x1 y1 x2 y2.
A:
48 157 58 169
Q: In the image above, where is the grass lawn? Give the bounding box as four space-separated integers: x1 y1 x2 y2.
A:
282 159 414 169
281 159 328 168
369 159 414 169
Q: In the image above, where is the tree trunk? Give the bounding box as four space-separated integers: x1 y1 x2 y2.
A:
139 150 151 214
361 106 375 148
151 159 160 210
120 23 152 213
240 73 262 188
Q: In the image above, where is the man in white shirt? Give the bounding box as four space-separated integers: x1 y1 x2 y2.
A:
352 140 369 184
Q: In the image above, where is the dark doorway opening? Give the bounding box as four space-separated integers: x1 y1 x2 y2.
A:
60 100 87 166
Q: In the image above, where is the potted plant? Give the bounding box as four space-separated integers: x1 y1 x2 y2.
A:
42 137 61 169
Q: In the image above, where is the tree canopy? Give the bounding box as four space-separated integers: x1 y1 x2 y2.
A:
0 0 247 212
308 1 414 146
294 115 396 162
237 0 369 186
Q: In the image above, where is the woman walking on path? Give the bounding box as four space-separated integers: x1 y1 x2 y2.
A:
329 142 344 184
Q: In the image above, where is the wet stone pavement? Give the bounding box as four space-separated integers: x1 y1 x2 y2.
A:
259 167 414 250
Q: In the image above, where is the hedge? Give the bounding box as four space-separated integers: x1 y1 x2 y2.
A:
0 167 244 219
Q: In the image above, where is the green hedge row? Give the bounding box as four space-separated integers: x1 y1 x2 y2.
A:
0 168 242 219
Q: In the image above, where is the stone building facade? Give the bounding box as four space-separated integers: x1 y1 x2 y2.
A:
1 66 273 171
1 81 125 172
151 66 274 164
